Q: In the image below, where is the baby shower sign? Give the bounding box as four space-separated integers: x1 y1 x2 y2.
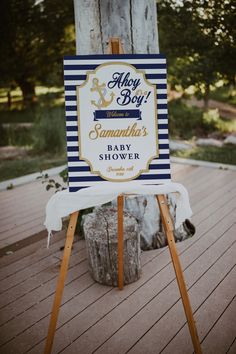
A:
77 62 158 181
64 54 171 192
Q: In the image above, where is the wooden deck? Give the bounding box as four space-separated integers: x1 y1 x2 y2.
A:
0 162 235 353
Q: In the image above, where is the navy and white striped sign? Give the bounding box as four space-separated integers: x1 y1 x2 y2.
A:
64 54 171 192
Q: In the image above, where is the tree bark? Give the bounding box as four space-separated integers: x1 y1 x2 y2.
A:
83 207 141 286
18 79 36 104
73 0 159 54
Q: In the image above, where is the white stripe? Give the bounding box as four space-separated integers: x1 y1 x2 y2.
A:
66 121 77 127
67 141 78 146
67 131 78 137
64 58 166 65
157 109 168 114
68 179 171 188
65 88 168 96
156 89 167 94
65 78 167 86
65 101 77 106
65 98 168 107
66 111 78 116
65 91 76 95
157 99 167 104
64 68 167 75
158 119 168 124
67 148 170 155
69 169 170 177
68 159 170 167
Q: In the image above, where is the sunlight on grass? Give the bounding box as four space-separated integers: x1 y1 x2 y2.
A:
172 145 236 166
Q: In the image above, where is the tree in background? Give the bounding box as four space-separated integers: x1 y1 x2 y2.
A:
157 0 236 108
0 0 75 104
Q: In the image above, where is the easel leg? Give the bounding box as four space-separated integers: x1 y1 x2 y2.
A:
117 195 124 290
156 195 202 354
44 211 79 354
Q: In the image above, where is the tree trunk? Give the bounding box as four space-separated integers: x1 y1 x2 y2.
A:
73 0 159 54
73 0 168 257
203 83 210 111
18 79 36 104
83 207 141 286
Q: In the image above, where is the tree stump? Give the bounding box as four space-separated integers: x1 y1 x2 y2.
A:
83 206 141 286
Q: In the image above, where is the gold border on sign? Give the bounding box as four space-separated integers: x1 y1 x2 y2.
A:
76 61 159 182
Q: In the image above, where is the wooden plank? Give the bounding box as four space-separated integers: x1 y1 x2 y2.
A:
0 233 66 281
23 207 236 354
156 195 201 354
201 296 236 354
0 246 87 309
125 227 236 354
67 220 236 354
162 266 236 354
0 230 66 268
227 338 236 354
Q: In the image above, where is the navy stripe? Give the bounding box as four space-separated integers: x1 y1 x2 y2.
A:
68 153 170 162
65 84 167 91
68 164 170 172
157 94 167 100
159 144 169 149
66 116 77 121
137 174 171 180
68 173 171 182
64 54 166 60
158 124 168 129
65 94 168 102
65 85 76 91
66 106 77 112
157 114 168 119
69 186 88 192
67 136 78 142
148 164 170 170
69 176 104 182
155 154 169 159
66 126 78 132
65 96 77 101
69 166 90 172
157 104 167 109
158 134 168 139
64 63 166 70
67 146 78 152
64 73 167 81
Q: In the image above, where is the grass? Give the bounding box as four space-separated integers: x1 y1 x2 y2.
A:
0 86 64 124
171 145 236 166
168 99 236 140
0 154 67 182
209 85 236 106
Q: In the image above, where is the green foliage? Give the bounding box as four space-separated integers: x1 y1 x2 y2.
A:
172 145 236 166
169 99 236 139
0 124 33 146
0 0 75 101
169 99 206 139
0 155 66 182
32 107 66 154
209 85 236 106
157 0 236 101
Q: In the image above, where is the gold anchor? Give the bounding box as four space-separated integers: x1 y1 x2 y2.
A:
91 78 114 108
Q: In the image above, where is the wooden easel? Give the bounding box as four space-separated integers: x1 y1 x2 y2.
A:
44 38 202 354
